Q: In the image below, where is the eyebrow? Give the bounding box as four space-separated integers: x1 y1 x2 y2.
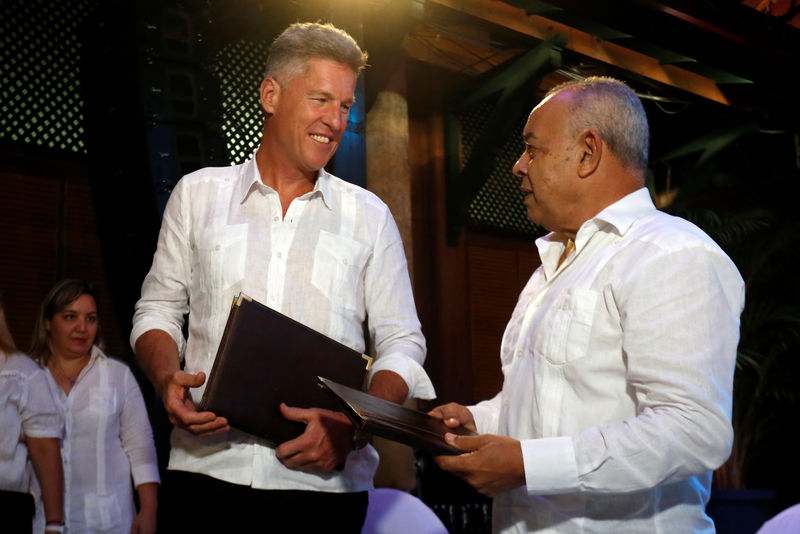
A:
308 89 356 105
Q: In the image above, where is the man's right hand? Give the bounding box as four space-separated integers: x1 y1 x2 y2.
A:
161 370 229 436
429 402 477 432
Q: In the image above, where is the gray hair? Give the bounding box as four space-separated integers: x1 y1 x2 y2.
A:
265 22 368 85
547 76 650 172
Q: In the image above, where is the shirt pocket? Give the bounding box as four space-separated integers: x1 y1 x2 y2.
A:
84 492 123 531
87 386 117 416
310 230 371 312
536 288 598 365
194 223 248 291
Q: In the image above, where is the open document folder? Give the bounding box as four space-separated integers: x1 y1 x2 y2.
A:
199 293 373 446
318 376 477 455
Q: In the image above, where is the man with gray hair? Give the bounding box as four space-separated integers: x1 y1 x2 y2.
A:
132 22 433 531
432 77 744 533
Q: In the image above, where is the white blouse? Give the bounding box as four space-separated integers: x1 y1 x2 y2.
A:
0 352 62 493
45 346 159 534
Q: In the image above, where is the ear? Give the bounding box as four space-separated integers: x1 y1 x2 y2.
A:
259 77 280 115
577 129 602 178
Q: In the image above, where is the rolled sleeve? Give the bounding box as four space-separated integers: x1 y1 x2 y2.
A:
120 368 161 487
130 178 191 356
21 368 63 439
368 351 435 400
364 202 433 400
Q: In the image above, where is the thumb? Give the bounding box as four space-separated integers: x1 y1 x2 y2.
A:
445 432 486 452
176 370 206 388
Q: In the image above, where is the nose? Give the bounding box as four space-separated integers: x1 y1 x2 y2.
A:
323 103 346 133
513 152 529 180
75 317 87 333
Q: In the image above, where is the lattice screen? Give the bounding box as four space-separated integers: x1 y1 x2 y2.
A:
0 0 94 153
459 101 544 238
2 0 545 239
216 39 270 165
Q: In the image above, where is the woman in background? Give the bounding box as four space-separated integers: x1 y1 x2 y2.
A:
0 291 64 533
30 279 160 534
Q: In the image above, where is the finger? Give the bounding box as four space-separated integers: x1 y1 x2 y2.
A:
186 417 230 436
434 452 470 474
444 432 485 452
443 417 464 428
279 403 313 423
428 406 444 419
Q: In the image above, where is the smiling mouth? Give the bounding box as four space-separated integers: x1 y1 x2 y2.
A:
309 134 331 144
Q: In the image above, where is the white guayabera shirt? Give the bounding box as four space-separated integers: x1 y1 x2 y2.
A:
131 155 434 493
45 346 159 534
470 188 745 534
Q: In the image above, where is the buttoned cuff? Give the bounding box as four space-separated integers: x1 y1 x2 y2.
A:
522 436 580 495
367 352 436 400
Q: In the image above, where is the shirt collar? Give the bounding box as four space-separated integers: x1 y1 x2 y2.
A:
236 152 334 210
589 187 655 237
535 187 655 277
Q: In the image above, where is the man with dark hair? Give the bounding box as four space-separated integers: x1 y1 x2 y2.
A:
132 22 433 532
432 77 744 533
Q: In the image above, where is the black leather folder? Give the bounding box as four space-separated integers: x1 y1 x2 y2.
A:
318 376 477 455
199 293 373 446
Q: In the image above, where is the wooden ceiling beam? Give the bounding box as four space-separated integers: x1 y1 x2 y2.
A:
425 0 731 106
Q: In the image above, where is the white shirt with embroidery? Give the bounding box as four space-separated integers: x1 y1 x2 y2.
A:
131 156 433 492
470 188 745 533
0 352 62 493
45 346 160 534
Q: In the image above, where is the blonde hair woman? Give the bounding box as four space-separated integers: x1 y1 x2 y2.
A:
30 280 160 534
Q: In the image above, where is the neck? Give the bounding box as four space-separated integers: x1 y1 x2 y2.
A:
255 144 317 216
49 351 90 388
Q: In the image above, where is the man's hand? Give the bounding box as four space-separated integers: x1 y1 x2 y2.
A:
136 330 227 436
275 404 354 473
435 433 526 497
161 370 229 436
429 402 478 432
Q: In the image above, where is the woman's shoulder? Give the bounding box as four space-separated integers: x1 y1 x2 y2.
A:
1 351 43 376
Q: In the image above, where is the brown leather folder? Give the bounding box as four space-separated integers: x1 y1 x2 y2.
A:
199 293 373 446
318 376 477 456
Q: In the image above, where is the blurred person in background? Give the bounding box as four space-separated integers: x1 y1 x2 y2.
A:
0 290 64 534
30 279 160 534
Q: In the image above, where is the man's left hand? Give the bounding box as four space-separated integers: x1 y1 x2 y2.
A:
435 433 526 497
276 404 354 473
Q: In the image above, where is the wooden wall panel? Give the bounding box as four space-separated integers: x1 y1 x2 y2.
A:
0 171 60 349
0 153 128 359
465 237 541 403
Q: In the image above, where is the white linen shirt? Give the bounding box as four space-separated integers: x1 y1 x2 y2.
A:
45 346 160 534
470 188 745 533
131 156 434 492
0 352 62 493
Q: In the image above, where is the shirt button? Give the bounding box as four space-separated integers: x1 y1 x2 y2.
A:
273 216 279 222
276 252 282 259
